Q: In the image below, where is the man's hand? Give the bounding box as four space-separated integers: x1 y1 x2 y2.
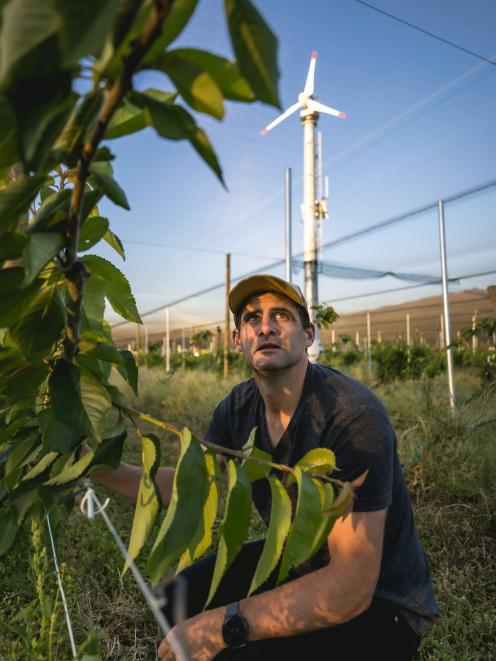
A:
157 609 225 661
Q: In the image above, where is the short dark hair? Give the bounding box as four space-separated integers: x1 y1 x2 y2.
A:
234 292 311 330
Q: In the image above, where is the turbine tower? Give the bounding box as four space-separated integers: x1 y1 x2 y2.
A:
261 52 346 359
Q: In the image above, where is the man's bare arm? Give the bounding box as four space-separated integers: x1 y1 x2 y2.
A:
88 458 175 508
161 508 387 658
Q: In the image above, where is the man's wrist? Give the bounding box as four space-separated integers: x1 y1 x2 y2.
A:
222 601 250 648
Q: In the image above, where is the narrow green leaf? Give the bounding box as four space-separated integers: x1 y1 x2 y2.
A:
165 48 255 102
154 52 224 119
11 286 66 360
224 0 280 108
22 232 63 285
277 467 322 583
116 349 138 395
241 427 272 482
177 449 218 572
103 228 125 259
44 448 94 486
148 429 209 584
4 435 38 481
105 96 147 139
89 422 126 470
124 433 161 571
295 448 336 476
78 216 109 252
28 189 71 234
189 128 225 186
305 482 337 560
0 511 17 555
248 476 291 595
0 174 45 236
91 171 130 210
83 255 141 323
39 408 80 453
53 90 103 161
205 460 251 606
21 451 58 481
143 0 199 65
0 269 41 329
326 481 354 519
81 268 106 325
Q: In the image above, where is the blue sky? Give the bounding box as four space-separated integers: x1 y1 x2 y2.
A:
98 0 496 338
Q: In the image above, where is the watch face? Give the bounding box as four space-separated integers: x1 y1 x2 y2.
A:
222 614 249 648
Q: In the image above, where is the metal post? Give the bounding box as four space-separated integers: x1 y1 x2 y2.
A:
406 313 411 346
224 253 231 378
472 310 478 354
165 307 170 372
301 109 320 360
366 312 372 372
377 330 382 342
438 200 456 411
355 331 360 348
285 168 292 283
331 329 335 345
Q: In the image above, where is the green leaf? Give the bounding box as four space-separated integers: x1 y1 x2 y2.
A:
305 482 337 561
248 476 291 595
326 481 354 519
53 90 103 161
124 433 161 571
105 96 147 139
224 0 280 108
148 428 209 584
83 255 141 323
0 232 28 262
11 286 66 360
0 94 19 174
0 511 17 555
49 360 112 441
116 349 138 395
22 232 64 285
78 216 109 252
139 96 224 185
28 189 71 234
143 0 199 65
295 448 336 476
81 267 106 325
4 435 38 483
90 171 130 210
56 0 121 68
44 448 95 486
165 48 255 102
103 228 125 259
177 449 218 572
154 52 224 119
89 422 126 470
21 451 58 481
0 174 45 236
241 427 272 482
205 460 251 606
39 408 80 453
277 467 322 583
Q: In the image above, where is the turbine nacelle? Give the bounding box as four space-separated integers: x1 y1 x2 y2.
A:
260 51 346 135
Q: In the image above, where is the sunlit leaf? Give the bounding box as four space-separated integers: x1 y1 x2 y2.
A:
143 0 199 65
154 51 224 119
103 227 125 259
148 429 209 584
44 447 95 486
83 255 141 323
295 448 336 476
78 216 109 252
277 467 322 583
205 460 251 606
224 0 280 108
177 449 218 572
124 433 161 571
53 90 103 161
165 48 255 102
248 476 291 595
21 451 58 481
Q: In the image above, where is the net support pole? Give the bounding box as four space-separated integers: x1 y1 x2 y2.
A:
165 307 170 373
437 200 456 412
285 167 293 283
224 253 231 379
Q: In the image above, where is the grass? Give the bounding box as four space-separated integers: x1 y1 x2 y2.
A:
1 366 495 659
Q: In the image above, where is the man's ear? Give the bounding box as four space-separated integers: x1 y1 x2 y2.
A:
232 328 242 353
305 323 316 348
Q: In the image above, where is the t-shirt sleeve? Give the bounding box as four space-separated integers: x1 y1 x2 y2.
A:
203 396 233 449
327 405 395 512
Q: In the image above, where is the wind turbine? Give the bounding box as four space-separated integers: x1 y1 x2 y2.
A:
261 51 346 360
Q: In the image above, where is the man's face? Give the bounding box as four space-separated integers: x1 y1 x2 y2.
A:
232 292 315 374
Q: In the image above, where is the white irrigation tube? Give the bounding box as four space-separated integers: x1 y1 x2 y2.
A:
79 483 189 660
46 514 78 658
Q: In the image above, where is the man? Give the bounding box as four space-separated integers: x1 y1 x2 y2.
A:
94 274 437 661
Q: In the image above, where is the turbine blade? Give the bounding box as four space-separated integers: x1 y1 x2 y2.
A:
307 99 346 119
303 51 317 97
260 102 302 134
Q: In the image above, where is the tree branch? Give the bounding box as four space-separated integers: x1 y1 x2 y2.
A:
62 0 175 362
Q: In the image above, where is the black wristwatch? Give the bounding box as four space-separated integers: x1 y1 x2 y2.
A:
222 601 249 648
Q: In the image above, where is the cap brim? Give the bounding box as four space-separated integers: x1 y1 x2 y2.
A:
229 274 308 316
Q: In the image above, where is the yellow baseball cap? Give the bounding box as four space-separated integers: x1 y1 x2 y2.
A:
229 274 309 316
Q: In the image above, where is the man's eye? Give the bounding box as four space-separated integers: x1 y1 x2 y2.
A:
274 311 289 320
244 313 259 323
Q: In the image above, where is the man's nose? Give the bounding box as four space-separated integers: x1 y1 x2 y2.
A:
258 314 275 335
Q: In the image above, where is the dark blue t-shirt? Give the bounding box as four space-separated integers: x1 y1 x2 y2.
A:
205 362 438 635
